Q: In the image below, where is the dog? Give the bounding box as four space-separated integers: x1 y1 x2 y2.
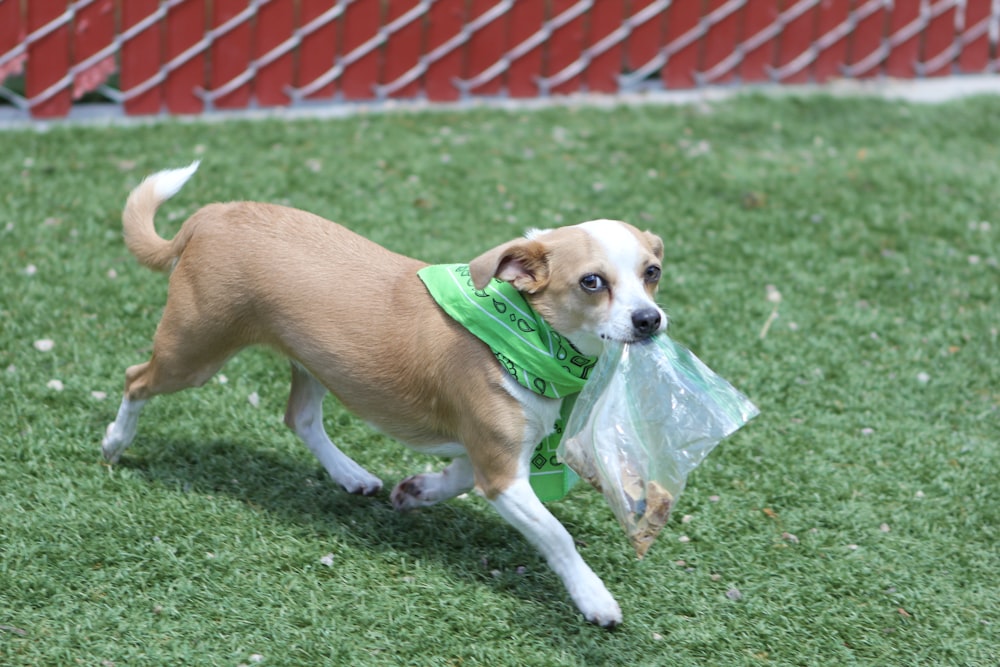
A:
102 162 666 627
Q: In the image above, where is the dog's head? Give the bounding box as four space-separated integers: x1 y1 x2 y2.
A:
469 219 666 356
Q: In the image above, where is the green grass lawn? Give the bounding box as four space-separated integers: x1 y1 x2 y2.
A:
1 93 997 666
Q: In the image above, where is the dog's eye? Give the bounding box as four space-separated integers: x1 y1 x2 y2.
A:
644 265 661 283
579 274 606 293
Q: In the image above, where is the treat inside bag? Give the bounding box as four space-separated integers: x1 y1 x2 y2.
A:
559 334 759 558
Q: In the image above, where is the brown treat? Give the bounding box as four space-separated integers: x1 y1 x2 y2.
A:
562 437 675 558
628 481 674 559
644 481 674 526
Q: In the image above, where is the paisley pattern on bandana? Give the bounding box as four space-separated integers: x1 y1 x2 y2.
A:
418 264 597 399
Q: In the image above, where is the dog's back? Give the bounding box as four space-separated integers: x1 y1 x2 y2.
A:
118 164 517 455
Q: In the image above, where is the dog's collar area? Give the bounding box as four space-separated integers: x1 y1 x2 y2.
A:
418 264 597 399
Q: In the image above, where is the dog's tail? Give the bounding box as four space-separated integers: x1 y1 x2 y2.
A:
122 161 201 272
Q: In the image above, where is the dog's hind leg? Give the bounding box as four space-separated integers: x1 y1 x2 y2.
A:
101 352 230 463
102 304 241 463
284 362 383 496
101 393 147 463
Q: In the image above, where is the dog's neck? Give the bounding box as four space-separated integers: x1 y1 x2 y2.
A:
418 264 597 399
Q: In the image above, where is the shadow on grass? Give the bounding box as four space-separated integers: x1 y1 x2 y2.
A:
119 435 581 620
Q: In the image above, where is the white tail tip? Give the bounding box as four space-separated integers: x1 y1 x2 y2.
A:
150 160 201 201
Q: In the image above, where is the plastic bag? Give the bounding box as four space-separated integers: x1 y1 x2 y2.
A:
558 334 759 558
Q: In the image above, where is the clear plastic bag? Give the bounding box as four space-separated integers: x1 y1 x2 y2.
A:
558 334 759 558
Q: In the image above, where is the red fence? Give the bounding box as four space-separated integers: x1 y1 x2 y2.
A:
1 0 997 119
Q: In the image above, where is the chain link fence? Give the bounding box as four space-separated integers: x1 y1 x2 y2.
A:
1 0 997 118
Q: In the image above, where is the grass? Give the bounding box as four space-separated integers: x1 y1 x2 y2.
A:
0 93 997 666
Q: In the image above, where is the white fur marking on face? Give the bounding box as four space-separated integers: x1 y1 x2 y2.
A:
576 219 666 341
151 160 201 201
576 219 644 275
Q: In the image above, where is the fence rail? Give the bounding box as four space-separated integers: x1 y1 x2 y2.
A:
1 0 998 118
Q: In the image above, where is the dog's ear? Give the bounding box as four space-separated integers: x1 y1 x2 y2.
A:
469 239 549 293
643 230 664 260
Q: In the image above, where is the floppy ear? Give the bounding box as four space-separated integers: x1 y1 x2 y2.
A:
468 238 550 293
643 230 664 260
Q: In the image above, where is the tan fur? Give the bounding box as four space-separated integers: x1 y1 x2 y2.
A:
120 181 527 497
122 173 197 272
107 168 666 627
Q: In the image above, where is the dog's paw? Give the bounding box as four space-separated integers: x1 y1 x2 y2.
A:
570 576 623 628
341 473 383 496
321 450 383 495
331 463 383 496
582 600 623 629
101 423 126 463
390 475 431 511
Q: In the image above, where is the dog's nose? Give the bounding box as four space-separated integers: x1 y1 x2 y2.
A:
631 308 662 337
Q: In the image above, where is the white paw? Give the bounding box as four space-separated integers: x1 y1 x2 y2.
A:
101 423 125 463
333 464 383 496
583 601 622 629
571 577 623 628
342 475 383 496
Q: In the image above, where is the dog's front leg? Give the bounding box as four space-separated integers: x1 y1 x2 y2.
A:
490 477 622 627
391 456 475 511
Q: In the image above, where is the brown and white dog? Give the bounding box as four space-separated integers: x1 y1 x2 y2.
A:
102 162 666 627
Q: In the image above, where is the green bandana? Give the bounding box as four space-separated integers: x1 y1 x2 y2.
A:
418 264 599 501
417 264 597 398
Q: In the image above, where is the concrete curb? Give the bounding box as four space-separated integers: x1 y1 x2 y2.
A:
2 75 999 132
